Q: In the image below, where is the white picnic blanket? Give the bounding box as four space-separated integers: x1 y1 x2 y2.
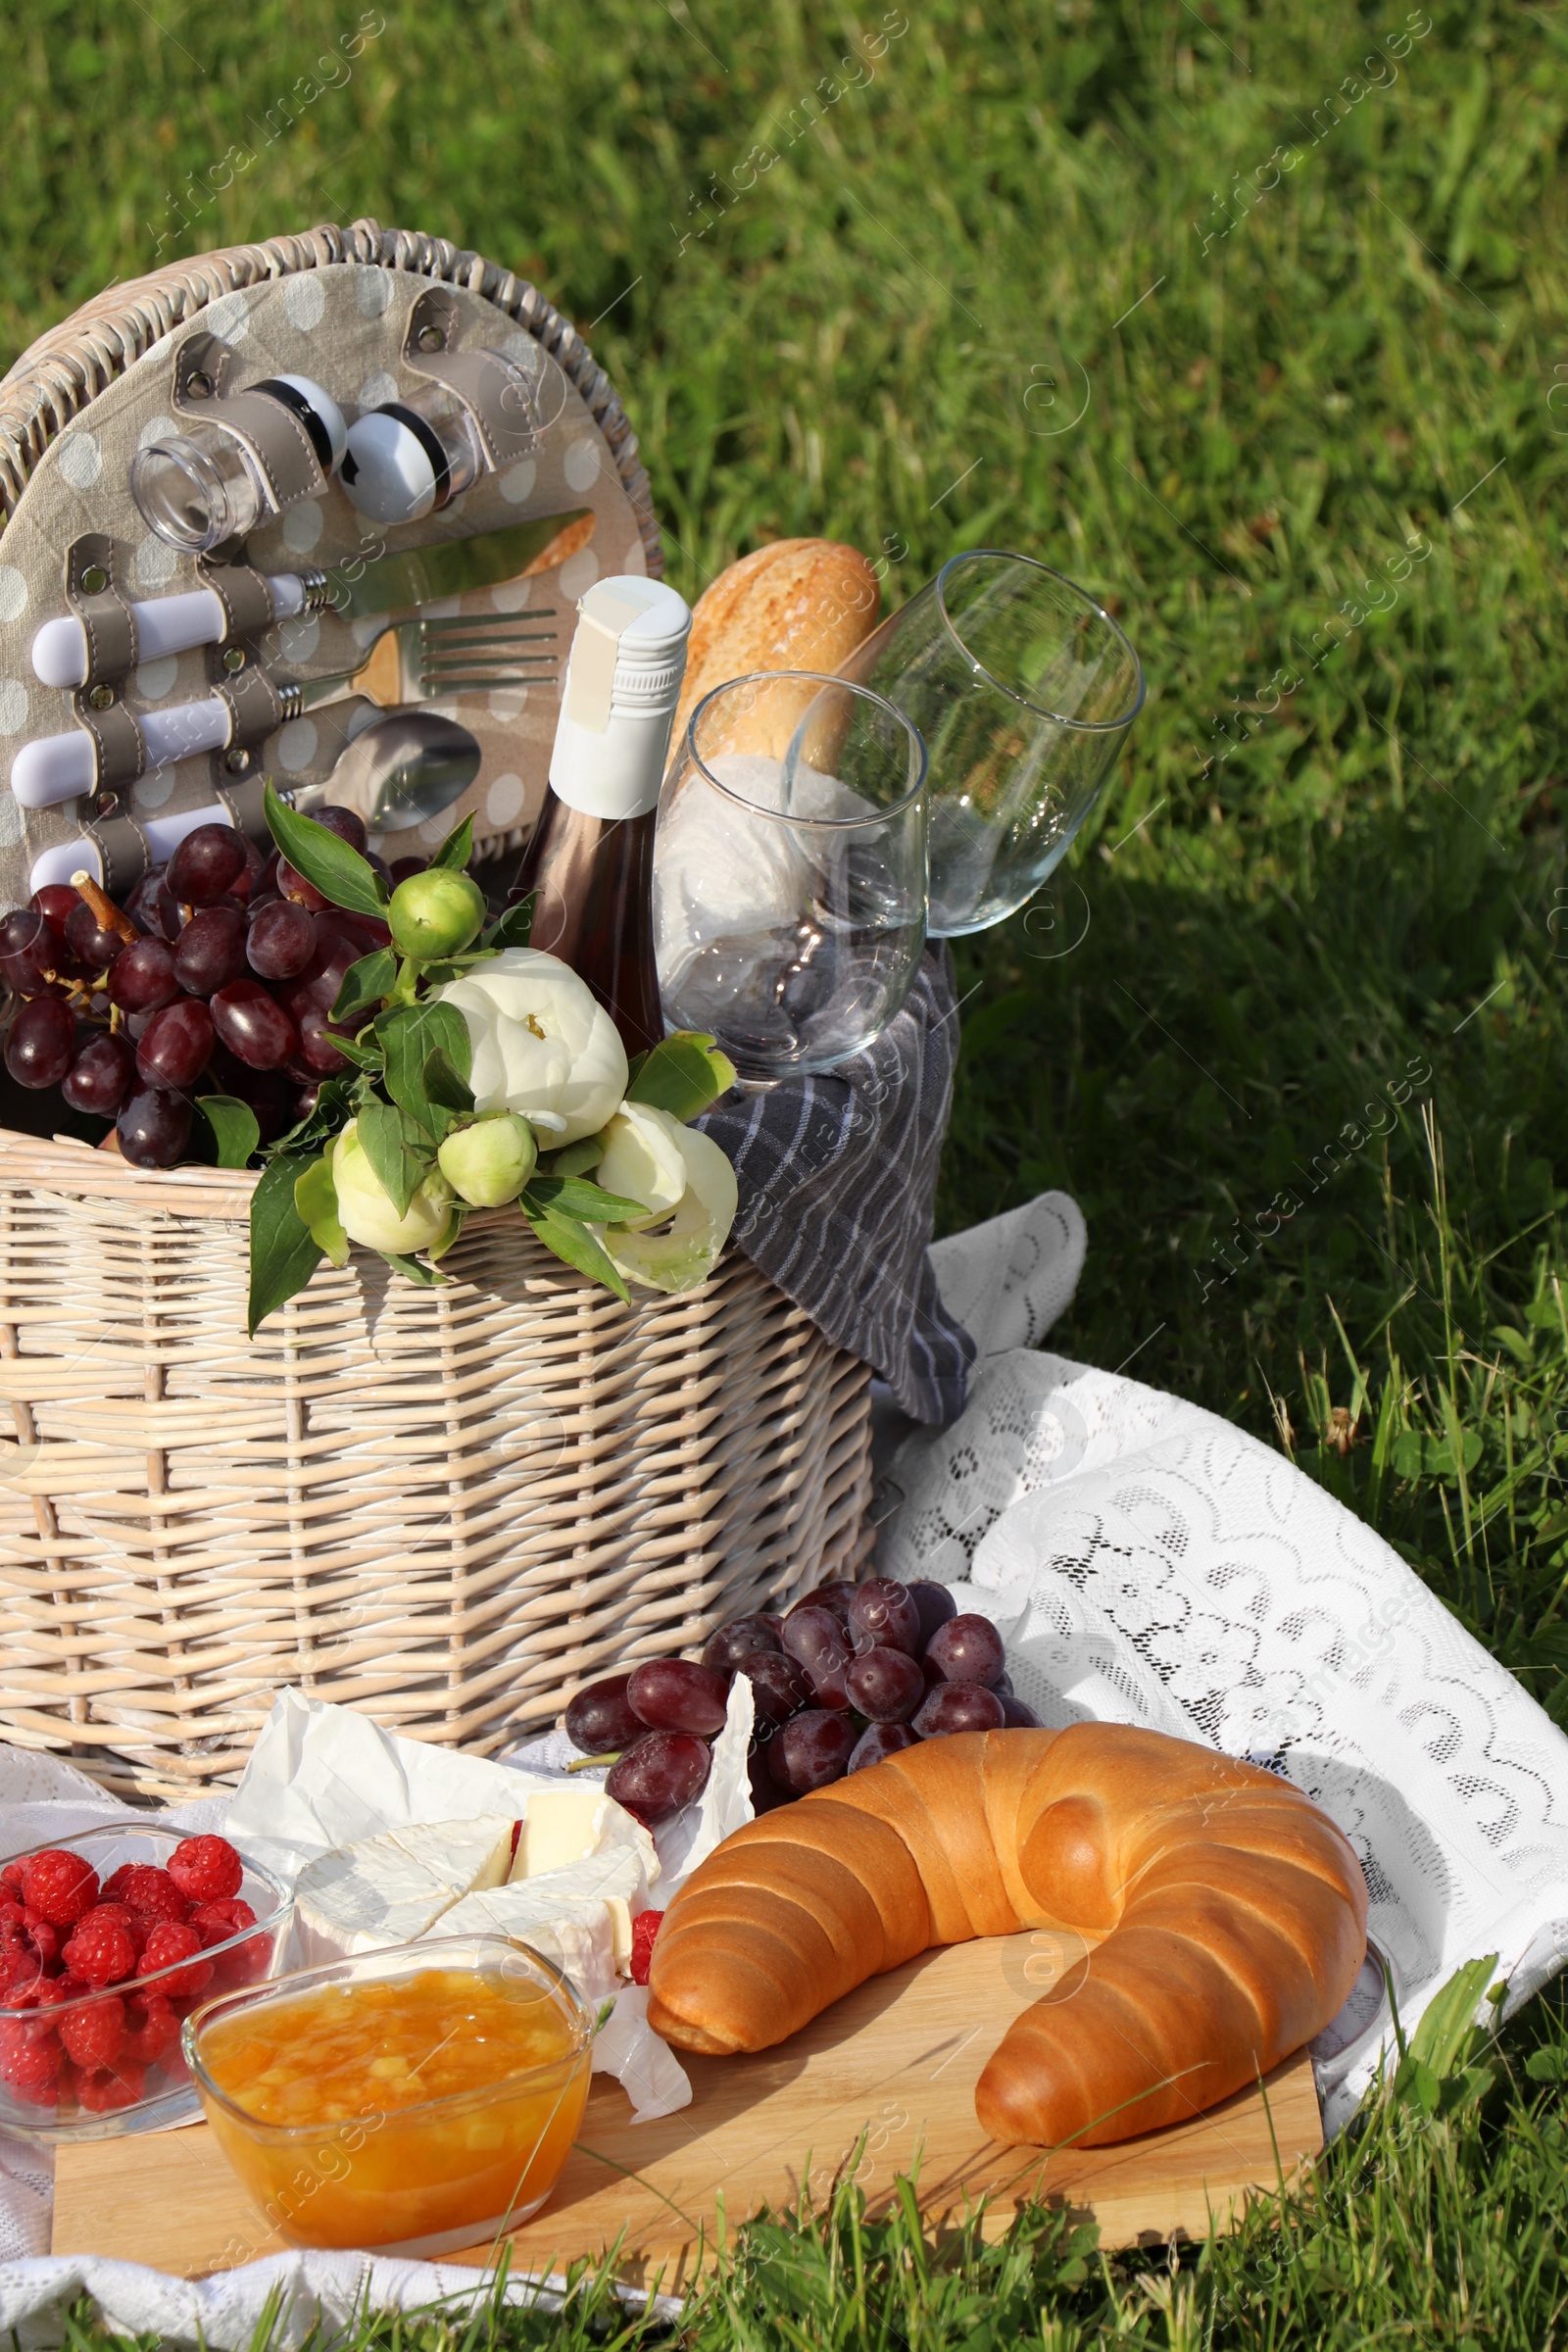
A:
2 1190 1566 2342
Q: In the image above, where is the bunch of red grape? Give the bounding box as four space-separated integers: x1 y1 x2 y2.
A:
0 1834 269 2118
0 814 432 1169
564 1575 1042 1829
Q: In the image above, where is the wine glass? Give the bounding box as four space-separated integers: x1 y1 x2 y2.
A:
654 671 928 1079
836 550 1145 936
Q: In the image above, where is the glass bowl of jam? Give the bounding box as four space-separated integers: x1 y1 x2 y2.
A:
183 1935 595 2257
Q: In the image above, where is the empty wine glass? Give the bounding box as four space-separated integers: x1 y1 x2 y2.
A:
654 671 928 1079
837 550 1145 936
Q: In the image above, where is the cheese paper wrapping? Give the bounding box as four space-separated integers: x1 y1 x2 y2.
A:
224 1690 680 2115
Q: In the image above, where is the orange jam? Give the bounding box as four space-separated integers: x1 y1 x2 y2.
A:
195 1966 591 2254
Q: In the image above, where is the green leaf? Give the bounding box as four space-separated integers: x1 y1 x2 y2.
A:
1393 1428 1485 1481
422 1048 474 1116
325 1032 384 1073
428 813 474 873
520 1200 630 1302
331 947 398 1025
264 780 389 917
522 1174 649 1223
417 949 500 985
293 1152 349 1268
378 1250 447 1288
542 1135 605 1179
273 1075 355 1158
357 1098 433 1219
481 893 534 951
626 1030 738 1121
376 1001 474 1138
1407 1954 1500 2079
427 1202 466 1263
248 1152 324 1336
1526 2047 1568 2083
194 1094 260 1170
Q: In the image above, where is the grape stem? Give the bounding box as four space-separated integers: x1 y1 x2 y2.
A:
70 871 137 946
564 1750 622 1773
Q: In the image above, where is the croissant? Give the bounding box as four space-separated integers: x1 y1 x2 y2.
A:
647 1723 1367 2147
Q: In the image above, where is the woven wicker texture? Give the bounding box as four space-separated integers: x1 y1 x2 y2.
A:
0 1134 871 1798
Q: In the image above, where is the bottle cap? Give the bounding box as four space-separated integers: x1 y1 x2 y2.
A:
550 576 693 820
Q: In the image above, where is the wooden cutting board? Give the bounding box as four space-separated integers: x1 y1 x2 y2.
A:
53 1933 1321 2292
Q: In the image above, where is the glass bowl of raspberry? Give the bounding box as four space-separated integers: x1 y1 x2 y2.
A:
0 1825 291 2141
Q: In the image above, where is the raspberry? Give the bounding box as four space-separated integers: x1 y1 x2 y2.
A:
123 1989 180 2068
20 1849 99 1927
70 2055 145 2114
0 1929 45 2000
167 1837 243 1905
0 1900 22 1931
0 1860 26 1898
61 1913 137 1988
9 1976 76 2036
102 1863 188 1926
0 2022 59 2105
78 1902 149 1959
58 1992 125 2071
139 1921 212 1999
629 1909 663 1986
187 1897 257 1950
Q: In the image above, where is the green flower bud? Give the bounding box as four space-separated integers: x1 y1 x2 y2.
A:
387 867 487 960
436 1111 538 1207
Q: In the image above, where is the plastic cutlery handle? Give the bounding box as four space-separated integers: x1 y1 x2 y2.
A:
11 696 234 808
28 801 237 895
29 575 310 688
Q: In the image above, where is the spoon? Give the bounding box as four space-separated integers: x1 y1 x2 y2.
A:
293 710 482 833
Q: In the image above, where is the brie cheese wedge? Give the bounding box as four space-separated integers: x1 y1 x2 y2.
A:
293 1814 516 1967
510 1785 657 1900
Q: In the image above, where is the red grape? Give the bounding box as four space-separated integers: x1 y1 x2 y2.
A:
123 868 182 943
989 1670 1014 1698
211 981 298 1071
365 850 392 889
747 1742 793 1813
923 1615 1005 1687
912 1683 1005 1739
246 901 316 981
118 1086 192 1169
1001 1695 1044 1729
844 1646 924 1723
847 1579 920 1657
225 838 266 905
795 1582 854 1627
136 998 215 1089
627 1657 728 1738
276 858 330 914
311 806 368 853
29 886 77 945
107 938 179 1014
0 909 61 995
779 1604 852 1708
297 1009 352 1076
63 899 124 972
907 1582 957 1647
207 1052 292 1142
5 997 75 1088
769 1709 856 1793
701 1615 783 1677
62 1031 135 1116
849 1723 918 1774
564 1674 644 1755
292 1082 319 1123
733 1650 811 1727
168 825 246 907
172 906 247 997
389 858 427 886
318 906 392 955
606 1731 711 1827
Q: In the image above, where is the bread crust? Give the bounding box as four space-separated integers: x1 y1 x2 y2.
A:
646 1724 1368 2147
670 538 882 760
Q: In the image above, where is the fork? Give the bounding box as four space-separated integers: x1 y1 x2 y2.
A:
11 611 561 808
281 609 559 718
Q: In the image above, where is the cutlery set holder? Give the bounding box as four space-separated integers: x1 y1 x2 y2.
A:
0 220 876 1793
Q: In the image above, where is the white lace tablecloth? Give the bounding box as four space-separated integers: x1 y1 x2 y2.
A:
3 1189 1566 2341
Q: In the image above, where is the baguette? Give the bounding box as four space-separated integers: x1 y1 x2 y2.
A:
671 538 881 760
647 1723 1367 2147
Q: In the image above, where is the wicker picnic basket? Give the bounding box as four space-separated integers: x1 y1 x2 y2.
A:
0 225 874 1798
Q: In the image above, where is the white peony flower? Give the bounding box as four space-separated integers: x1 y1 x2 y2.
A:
434 949 627 1146
331 1121 455 1257
596 1106 738 1295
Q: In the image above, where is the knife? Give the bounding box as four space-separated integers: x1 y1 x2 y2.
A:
29 508 595 686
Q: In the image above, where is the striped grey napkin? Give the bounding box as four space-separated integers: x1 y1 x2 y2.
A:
695 946 973 1424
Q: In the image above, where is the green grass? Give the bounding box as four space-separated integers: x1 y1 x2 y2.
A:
5 0 1568 2340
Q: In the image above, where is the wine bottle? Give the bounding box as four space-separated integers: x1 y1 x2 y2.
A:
510 576 692 1058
